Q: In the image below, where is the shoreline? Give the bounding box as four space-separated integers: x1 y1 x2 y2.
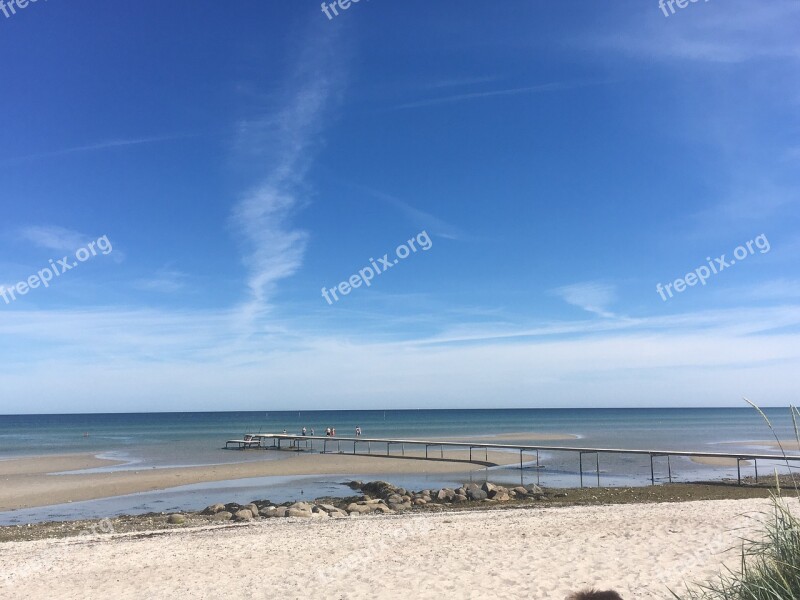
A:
0 475 788 543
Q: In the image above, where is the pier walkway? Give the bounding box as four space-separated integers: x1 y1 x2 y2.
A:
225 433 800 487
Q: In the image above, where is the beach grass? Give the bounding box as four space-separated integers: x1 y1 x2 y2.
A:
675 403 800 600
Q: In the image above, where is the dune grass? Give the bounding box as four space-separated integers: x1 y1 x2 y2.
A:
674 403 800 600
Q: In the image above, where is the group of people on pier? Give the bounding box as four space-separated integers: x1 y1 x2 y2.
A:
292 426 362 437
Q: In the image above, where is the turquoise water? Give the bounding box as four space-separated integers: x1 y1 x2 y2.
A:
1 408 797 523
0 408 795 465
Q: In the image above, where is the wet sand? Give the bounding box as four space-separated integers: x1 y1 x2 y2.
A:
0 449 518 512
691 456 752 467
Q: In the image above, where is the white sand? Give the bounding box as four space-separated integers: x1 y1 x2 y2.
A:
0 498 775 600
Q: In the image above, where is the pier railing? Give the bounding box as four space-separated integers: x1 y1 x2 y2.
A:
225 433 800 487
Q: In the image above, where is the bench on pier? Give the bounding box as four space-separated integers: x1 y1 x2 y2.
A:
225 437 262 450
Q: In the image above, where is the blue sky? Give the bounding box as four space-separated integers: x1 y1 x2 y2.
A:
1 0 799 413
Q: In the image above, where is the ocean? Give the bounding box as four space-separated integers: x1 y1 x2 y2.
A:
1 407 796 524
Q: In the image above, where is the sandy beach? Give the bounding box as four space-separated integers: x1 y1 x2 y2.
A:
0 449 519 511
0 498 773 600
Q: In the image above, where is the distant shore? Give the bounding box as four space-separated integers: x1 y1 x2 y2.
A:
0 448 521 512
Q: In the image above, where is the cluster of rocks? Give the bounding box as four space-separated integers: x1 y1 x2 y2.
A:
200 500 349 521
182 480 548 525
362 480 546 508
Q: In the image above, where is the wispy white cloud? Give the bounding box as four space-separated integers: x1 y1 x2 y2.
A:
387 81 591 111
132 268 189 294
231 30 344 330
2 304 800 412
590 0 800 64
551 282 617 318
742 279 800 301
18 225 88 252
1 133 197 165
352 183 464 241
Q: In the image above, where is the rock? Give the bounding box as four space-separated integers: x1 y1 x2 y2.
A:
347 480 363 489
413 498 427 506
202 503 226 515
437 489 456 502
167 514 186 524
261 506 278 518
401 495 412 502
233 509 253 521
286 508 312 518
481 482 497 494
525 484 544 495
512 486 529 496
346 503 372 514
455 487 467 496
361 481 397 498
465 483 479 491
467 488 488 501
453 494 468 503
494 492 510 502
275 507 288 518
244 503 259 517
317 503 339 513
387 494 404 504
395 488 407 496
211 511 233 521
290 502 312 511
422 495 432 503
487 487 508 499
373 505 394 514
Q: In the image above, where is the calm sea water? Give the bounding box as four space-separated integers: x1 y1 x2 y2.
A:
1 408 796 524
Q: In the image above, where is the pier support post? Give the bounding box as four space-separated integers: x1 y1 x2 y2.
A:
520 449 523 471
323 439 327 454
650 454 655 485
579 452 584 488
737 458 742 486
755 458 758 483
667 455 672 483
440 445 443 459
425 445 428 459
596 453 600 488
387 442 391 456
469 447 472 462
354 441 356 455
402 443 405 456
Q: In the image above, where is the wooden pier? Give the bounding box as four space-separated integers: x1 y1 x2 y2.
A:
225 433 800 487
